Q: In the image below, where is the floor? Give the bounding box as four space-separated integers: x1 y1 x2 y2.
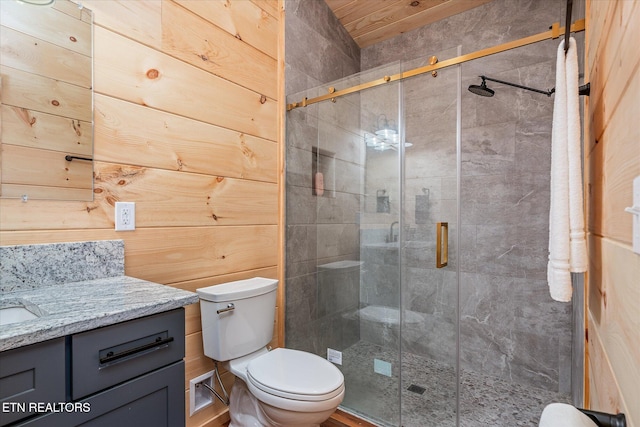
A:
338 341 571 427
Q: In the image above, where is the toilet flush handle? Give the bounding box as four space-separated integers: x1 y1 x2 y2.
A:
216 303 235 314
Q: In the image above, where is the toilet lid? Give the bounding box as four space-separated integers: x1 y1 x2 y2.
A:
246 348 344 402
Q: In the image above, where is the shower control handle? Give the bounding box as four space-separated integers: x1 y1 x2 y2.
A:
436 222 448 268
217 303 235 314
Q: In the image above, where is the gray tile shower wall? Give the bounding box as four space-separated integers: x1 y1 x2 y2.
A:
285 0 362 354
285 0 360 96
360 0 574 394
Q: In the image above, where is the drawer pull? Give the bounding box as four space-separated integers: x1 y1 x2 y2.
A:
100 336 174 364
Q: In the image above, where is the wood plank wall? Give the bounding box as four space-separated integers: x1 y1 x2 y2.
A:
0 1 284 426
585 1 640 426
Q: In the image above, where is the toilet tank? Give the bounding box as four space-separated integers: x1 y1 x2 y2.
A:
197 277 278 362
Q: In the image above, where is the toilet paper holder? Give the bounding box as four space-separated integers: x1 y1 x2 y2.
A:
577 408 626 427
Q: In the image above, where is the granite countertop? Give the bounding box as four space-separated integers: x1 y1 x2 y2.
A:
0 276 199 352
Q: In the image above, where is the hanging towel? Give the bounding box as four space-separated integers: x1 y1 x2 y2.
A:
547 37 587 302
566 38 588 273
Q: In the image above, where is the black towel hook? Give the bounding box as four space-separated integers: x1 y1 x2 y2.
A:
65 155 93 162
564 0 573 54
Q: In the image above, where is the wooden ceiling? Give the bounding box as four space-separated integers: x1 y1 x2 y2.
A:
324 0 493 48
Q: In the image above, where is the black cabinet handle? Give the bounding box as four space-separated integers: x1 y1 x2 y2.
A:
99 336 174 364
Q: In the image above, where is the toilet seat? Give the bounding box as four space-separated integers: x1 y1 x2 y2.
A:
246 348 344 407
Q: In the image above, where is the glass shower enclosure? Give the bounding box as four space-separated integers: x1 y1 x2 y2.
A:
285 43 571 426
285 48 460 426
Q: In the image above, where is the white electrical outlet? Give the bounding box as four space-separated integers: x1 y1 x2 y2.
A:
115 202 135 231
189 371 215 415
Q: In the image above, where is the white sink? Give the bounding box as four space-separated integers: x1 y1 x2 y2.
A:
0 306 39 326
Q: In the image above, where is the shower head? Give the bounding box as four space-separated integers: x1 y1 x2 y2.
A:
468 78 494 97
469 75 557 97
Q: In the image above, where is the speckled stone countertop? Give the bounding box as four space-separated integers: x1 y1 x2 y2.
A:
0 240 199 352
0 275 198 351
1 240 126 293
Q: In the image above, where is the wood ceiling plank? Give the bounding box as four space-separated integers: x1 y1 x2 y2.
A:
345 0 447 39
325 0 356 18
334 0 400 23
324 0 495 48
354 0 492 48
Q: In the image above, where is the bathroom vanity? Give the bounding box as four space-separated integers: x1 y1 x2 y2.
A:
0 241 199 426
1 309 186 427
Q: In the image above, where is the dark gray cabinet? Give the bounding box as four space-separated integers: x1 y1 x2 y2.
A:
0 309 185 427
18 362 184 427
0 338 66 426
71 308 185 400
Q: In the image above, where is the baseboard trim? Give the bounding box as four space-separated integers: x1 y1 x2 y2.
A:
321 409 379 427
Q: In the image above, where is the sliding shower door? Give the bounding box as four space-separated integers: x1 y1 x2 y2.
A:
399 48 461 427
285 50 461 426
285 63 403 425
332 49 461 426
348 63 402 425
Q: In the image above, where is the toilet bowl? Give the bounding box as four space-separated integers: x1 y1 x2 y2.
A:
228 347 344 427
197 278 345 427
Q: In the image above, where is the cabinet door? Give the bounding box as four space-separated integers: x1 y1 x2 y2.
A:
0 338 65 427
17 361 184 427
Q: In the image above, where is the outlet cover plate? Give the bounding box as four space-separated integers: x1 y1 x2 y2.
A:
189 371 214 415
115 202 135 231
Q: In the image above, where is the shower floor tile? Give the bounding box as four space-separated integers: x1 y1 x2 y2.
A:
338 341 571 427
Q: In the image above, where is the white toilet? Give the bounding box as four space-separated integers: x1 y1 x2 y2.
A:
197 277 345 427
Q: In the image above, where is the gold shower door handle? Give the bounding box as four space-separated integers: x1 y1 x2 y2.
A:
436 222 448 268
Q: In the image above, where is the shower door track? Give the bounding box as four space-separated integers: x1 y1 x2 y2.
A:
286 19 585 111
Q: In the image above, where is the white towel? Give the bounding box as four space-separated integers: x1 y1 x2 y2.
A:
566 38 588 272
547 37 587 302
